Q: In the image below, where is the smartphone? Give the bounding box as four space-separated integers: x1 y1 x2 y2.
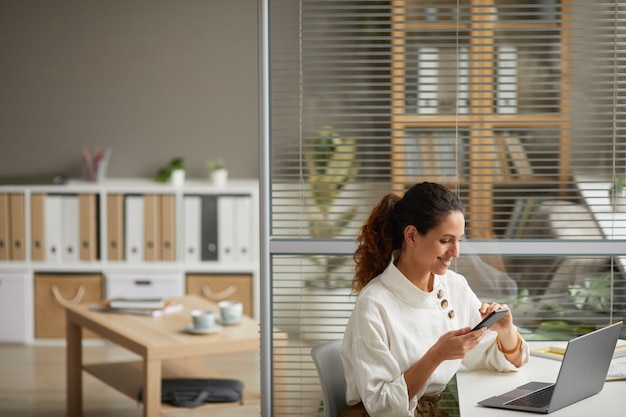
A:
471 308 509 331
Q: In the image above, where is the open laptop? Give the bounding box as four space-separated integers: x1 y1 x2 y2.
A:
478 321 622 414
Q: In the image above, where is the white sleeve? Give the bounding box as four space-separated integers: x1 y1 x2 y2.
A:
343 305 416 417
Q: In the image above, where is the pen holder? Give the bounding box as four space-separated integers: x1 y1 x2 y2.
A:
82 160 108 182
82 148 111 182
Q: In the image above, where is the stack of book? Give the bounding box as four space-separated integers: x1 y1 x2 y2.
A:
91 297 183 317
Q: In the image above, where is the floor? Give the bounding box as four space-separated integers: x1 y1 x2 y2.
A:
0 341 261 417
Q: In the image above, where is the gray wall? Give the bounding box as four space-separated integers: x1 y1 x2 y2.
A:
0 0 259 180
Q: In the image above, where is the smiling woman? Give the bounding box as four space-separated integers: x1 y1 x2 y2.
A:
341 182 528 417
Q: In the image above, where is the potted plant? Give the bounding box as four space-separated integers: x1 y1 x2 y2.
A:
206 158 228 186
299 126 360 340
155 157 186 186
304 126 360 289
609 176 626 211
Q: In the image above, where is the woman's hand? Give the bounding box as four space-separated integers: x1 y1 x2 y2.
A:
479 301 514 333
479 302 525 367
431 327 486 361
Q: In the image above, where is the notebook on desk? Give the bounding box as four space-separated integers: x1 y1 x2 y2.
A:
478 321 622 414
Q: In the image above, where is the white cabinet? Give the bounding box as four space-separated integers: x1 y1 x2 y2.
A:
0 271 29 342
0 178 259 342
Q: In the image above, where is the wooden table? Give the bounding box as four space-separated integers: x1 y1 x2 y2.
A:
65 295 260 417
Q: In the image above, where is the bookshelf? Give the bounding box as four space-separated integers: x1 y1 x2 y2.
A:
0 178 259 342
390 0 572 235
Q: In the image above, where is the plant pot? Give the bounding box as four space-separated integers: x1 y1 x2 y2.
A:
299 287 354 341
609 188 626 212
210 168 228 187
171 169 185 187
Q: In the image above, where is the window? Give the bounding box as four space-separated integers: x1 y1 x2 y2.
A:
261 1 626 416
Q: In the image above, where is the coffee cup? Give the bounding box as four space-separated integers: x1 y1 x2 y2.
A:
218 300 243 324
191 309 216 330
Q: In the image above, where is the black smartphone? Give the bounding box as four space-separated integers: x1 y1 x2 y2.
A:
471 308 509 331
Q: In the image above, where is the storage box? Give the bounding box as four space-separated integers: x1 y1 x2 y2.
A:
106 271 184 300
186 274 252 317
34 273 103 339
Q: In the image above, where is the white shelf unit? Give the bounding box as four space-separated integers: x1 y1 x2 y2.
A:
0 178 260 343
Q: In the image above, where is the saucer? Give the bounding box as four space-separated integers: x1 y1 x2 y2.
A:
217 317 243 326
184 324 223 335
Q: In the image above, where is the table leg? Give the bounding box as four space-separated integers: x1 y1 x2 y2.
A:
143 358 162 417
66 314 83 417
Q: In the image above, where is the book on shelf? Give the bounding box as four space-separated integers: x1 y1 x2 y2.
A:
496 45 518 114
500 132 533 177
90 299 183 317
108 297 166 309
417 47 439 114
401 130 461 179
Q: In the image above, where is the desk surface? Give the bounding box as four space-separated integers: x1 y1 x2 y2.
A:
66 294 260 358
457 341 626 417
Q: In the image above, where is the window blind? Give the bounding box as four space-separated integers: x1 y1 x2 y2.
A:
262 1 626 416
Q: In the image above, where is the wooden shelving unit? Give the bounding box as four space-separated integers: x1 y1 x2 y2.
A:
390 0 572 236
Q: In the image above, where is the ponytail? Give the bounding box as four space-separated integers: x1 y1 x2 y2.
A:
352 193 401 292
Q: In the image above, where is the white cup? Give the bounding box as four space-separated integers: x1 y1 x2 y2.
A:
218 300 243 323
191 309 216 329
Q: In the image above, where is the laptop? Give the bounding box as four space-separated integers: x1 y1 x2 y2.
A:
478 321 622 414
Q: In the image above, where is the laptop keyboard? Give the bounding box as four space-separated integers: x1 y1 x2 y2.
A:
506 385 555 408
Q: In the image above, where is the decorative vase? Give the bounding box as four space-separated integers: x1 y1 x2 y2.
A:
610 188 626 212
210 168 228 187
171 169 185 187
300 286 354 341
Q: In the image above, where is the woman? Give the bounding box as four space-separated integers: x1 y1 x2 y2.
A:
341 182 529 417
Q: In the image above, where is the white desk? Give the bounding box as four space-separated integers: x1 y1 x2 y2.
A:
457 341 625 417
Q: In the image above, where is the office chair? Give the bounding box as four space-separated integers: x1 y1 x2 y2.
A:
311 340 348 417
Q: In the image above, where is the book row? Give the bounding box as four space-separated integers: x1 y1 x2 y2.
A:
416 45 518 114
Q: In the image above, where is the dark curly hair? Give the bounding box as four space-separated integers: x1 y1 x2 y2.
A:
352 182 465 292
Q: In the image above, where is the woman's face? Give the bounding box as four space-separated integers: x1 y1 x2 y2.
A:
412 210 465 276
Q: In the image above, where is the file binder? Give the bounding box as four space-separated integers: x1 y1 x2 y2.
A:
44 194 63 262
458 47 469 114
497 45 518 114
417 47 439 114
62 195 79 262
107 194 124 261
201 195 218 261
183 195 201 262
125 195 144 262
160 194 176 261
8 194 25 261
143 194 160 261
0 194 9 261
30 193 45 261
217 196 236 263
79 194 97 261
235 195 253 263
